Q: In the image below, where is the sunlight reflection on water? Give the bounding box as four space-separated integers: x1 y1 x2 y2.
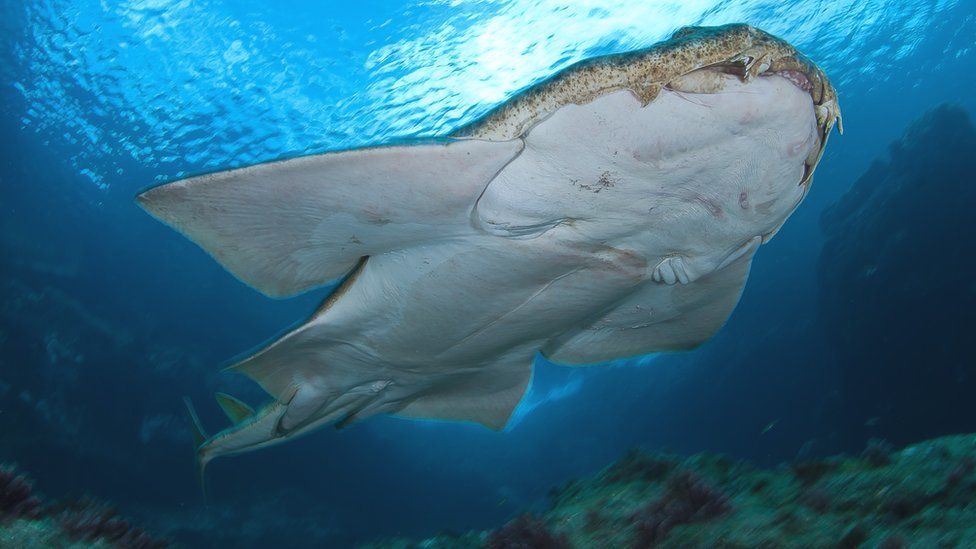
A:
3 0 968 188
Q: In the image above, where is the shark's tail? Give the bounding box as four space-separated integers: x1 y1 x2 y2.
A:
182 396 210 502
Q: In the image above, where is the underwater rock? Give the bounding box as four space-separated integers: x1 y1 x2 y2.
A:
0 465 41 521
367 433 976 547
56 499 168 549
485 514 570 549
860 438 894 468
628 470 731 547
818 104 976 449
0 464 168 548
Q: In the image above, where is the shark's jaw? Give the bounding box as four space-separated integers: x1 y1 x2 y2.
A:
456 23 843 170
662 25 842 188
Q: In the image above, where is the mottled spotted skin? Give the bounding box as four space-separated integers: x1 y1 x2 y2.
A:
453 24 842 156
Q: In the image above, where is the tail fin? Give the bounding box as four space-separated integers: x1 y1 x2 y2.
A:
182 396 210 502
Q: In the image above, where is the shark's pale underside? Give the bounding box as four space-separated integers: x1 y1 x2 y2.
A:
137 24 842 471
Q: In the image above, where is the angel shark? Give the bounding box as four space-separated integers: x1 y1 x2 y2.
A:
137 24 841 473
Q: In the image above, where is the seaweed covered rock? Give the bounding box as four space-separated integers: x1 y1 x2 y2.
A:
369 434 976 548
0 464 168 548
485 514 570 549
57 499 168 548
818 104 976 448
628 471 730 547
1 465 41 521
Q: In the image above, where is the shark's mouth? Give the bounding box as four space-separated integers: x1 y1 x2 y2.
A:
678 64 817 96
776 69 815 92
664 67 830 190
661 25 843 189
453 24 843 171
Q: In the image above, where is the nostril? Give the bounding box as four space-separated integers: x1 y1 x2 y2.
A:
739 191 750 210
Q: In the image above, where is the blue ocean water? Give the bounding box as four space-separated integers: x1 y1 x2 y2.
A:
1 0 975 547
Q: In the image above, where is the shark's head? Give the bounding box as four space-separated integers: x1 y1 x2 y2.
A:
465 23 842 264
655 24 842 246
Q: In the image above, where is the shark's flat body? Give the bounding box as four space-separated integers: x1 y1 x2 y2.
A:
138 24 841 469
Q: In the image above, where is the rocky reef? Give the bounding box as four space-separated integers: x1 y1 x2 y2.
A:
0 464 168 548
818 104 976 450
368 434 976 548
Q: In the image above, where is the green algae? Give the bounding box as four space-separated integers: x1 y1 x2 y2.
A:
366 434 976 548
0 517 111 548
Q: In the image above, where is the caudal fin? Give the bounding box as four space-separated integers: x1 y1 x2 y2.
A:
182 396 210 502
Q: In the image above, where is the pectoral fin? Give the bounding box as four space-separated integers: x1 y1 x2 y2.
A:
394 356 533 431
137 139 522 297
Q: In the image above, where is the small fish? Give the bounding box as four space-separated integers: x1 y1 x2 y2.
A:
864 417 880 427
761 419 780 435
